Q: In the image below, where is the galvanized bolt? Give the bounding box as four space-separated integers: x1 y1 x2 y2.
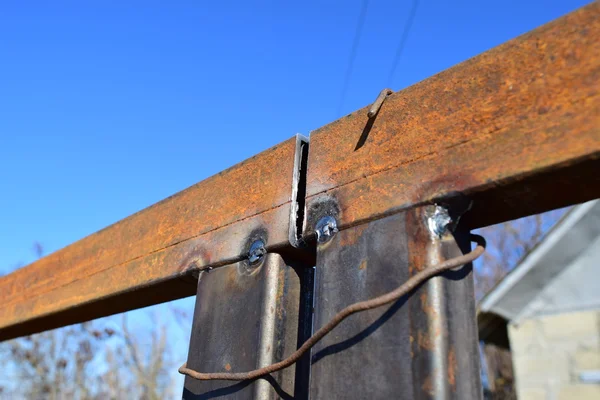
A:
315 216 338 243
248 239 266 265
427 205 452 238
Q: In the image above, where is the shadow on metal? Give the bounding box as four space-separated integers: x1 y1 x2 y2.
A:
182 374 294 400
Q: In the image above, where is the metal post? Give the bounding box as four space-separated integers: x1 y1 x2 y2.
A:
308 206 481 399
183 252 308 399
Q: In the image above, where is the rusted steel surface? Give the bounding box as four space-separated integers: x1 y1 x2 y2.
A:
0 135 308 341
309 208 481 399
305 3 600 234
183 253 306 399
179 235 485 384
406 207 481 399
2 3 599 343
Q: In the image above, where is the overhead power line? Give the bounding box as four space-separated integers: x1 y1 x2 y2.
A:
387 0 419 87
337 0 370 117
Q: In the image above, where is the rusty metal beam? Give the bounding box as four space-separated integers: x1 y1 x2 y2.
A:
0 135 309 341
1 3 599 341
304 2 600 236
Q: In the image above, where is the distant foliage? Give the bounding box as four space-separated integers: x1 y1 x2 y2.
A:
1 312 184 399
474 209 566 300
0 247 191 400
474 208 567 400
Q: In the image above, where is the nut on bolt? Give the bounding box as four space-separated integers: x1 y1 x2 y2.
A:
315 216 338 243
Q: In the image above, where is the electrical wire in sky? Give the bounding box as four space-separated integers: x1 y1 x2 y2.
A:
337 0 370 117
387 0 420 88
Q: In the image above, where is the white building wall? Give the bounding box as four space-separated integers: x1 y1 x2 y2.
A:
509 310 600 400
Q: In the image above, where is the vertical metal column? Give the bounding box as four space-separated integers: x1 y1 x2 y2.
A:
183 253 306 399
308 206 481 399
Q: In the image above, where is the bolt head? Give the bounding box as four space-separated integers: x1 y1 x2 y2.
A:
315 216 338 243
426 206 452 238
248 240 266 265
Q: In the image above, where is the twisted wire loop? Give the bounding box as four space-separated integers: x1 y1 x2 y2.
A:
179 234 486 381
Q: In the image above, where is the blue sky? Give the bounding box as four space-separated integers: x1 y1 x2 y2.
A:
0 1 589 394
0 0 589 270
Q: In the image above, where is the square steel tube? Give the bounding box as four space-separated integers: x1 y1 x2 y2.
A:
309 208 481 399
183 253 311 399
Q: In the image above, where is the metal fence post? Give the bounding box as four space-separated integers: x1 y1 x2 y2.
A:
182 252 312 399
308 205 481 399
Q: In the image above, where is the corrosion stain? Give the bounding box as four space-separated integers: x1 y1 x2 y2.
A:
358 259 367 270
420 292 438 318
224 265 240 290
224 363 232 371
417 294 443 350
276 268 286 321
339 224 367 246
421 375 434 396
405 208 430 275
448 348 457 387
417 331 435 351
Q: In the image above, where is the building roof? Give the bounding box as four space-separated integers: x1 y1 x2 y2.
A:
478 199 600 345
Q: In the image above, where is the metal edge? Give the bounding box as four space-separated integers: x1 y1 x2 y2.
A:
289 134 310 248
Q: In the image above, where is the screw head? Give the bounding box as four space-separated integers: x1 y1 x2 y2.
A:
248 240 266 265
315 216 338 243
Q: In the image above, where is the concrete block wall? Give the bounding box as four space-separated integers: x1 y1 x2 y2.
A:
508 310 600 400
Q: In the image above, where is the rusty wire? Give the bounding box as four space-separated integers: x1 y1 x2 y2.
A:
367 88 393 118
179 233 486 381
